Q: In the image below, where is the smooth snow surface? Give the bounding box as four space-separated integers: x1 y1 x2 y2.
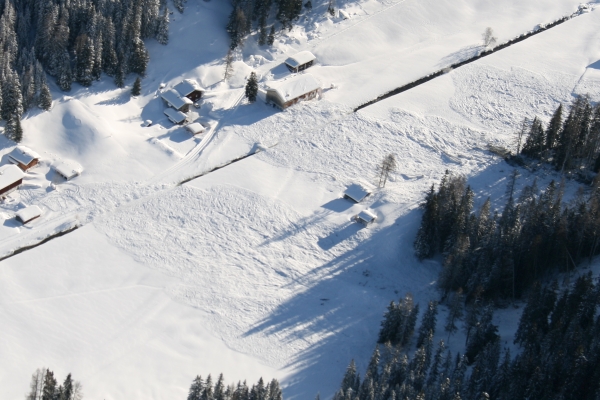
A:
1 1 600 399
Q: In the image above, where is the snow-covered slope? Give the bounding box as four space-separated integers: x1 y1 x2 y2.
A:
1 0 599 399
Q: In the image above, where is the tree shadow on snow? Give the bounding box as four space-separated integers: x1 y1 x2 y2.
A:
438 44 482 68
95 91 131 106
244 208 440 400
587 60 600 70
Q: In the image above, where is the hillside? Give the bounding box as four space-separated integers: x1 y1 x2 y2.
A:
1 0 599 399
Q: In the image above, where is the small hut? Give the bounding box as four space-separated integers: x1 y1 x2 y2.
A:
284 51 316 73
265 74 322 110
355 210 377 226
161 89 193 112
8 146 40 171
343 184 372 203
0 164 24 197
16 205 42 224
185 122 205 135
174 79 204 102
53 160 83 180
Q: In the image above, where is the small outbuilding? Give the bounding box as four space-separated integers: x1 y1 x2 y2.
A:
0 164 24 197
16 205 42 224
164 108 187 125
53 160 83 180
174 79 204 102
185 122 205 135
8 146 40 171
161 88 193 112
355 210 377 226
343 184 372 203
265 74 322 110
284 51 316 73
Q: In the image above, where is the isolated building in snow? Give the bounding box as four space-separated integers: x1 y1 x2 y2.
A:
8 146 40 171
185 122 205 135
343 184 372 203
0 164 24 197
161 88 193 112
16 205 42 224
355 210 377 225
53 160 83 180
164 108 187 125
284 51 316 73
174 79 204 102
265 74 322 110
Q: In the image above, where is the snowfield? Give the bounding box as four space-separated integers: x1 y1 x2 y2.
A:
1 0 600 399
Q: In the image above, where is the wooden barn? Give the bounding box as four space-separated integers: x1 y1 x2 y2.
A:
0 164 24 197
164 108 187 125
16 205 42 224
284 51 316 73
265 74 322 110
8 146 40 171
174 79 204 102
161 88 193 112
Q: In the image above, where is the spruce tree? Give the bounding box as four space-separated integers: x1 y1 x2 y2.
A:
444 289 464 340
13 116 23 143
416 301 438 348
41 370 57 400
267 26 275 46
156 7 169 45
188 375 204 400
115 66 125 88
38 81 52 110
132 76 142 96
245 72 258 102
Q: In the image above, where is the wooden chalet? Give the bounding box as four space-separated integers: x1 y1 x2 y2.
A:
0 164 24 197
174 79 204 102
161 88 193 112
16 205 42 224
8 146 40 171
284 51 316 73
265 74 322 110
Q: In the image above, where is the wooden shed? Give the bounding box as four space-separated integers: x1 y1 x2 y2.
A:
185 122 205 135
343 184 372 203
284 51 316 73
355 210 377 226
164 108 187 125
53 160 83 180
16 205 42 224
265 74 322 110
0 164 24 197
174 79 204 102
8 146 40 171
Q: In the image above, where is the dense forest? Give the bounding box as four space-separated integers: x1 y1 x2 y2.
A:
334 273 600 400
186 374 283 400
26 368 83 400
0 0 171 141
413 169 600 302
518 96 600 179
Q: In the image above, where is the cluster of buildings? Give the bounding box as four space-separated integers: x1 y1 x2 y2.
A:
161 79 205 132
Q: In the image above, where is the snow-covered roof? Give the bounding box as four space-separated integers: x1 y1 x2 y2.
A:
357 210 377 224
53 159 83 180
161 89 193 110
185 122 205 135
164 108 187 124
285 51 316 68
0 164 24 188
344 184 372 203
266 74 321 102
174 79 204 97
8 146 40 166
16 205 42 224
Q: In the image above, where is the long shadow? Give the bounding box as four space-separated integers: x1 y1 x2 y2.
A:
317 223 362 251
587 60 600 70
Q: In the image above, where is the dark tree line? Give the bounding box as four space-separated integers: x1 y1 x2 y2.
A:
414 169 600 301
226 0 306 49
519 96 600 178
26 368 82 400
0 0 171 141
187 373 282 400
335 274 600 399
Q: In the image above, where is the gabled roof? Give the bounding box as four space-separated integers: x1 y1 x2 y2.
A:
164 108 187 124
285 51 316 68
161 89 193 110
8 146 40 166
53 159 83 180
265 74 321 103
357 210 377 224
344 184 372 203
174 79 204 97
0 164 24 188
185 122 205 135
16 205 42 223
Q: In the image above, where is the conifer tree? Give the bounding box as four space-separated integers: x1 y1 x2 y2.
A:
267 25 275 45
444 289 464 340
132 76 142 96
41 370 57 400
416 301 438 348
38 79 52 111
188 376 204 400
245 72 258 102
156 7 169 45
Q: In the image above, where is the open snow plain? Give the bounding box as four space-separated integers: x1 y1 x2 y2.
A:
1 0 600 399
